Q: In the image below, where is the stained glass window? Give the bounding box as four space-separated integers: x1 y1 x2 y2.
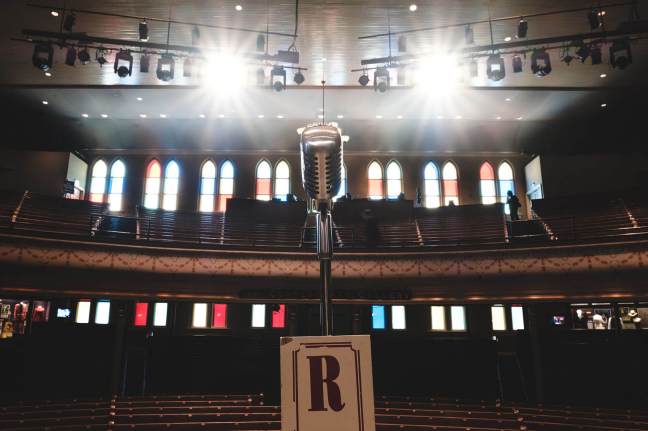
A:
480 162 497 205
256 160 272 201
442 162 459 206
89 160 107 203
162 161 180 211
274 161 290 201
423 162 441 208
386 161 403 199
218 160 235 212
144 160 161 209
368 161 383 200
498 162 515 214
199 160 216 212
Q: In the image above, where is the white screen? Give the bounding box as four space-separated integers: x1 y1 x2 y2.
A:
391 305 406 330
430 306 446 331
450 306 466 331
511 306 525 330
252 304 266 328
95 301 110 325
153 302 168 327
192 303 207 328
75 301 91 324
491 305 507 331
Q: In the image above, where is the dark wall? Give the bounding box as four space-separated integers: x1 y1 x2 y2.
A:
0 150 70 196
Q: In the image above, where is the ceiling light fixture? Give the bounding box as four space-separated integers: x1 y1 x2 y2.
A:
81 113 89 118
600 73 607 78
504 36 512 42
235 5 243 11
496 116 502 120
65 47 77 66
337 114 344 119
358 70 370 86
516 116 523 120
139 114 147 118
114 50 133 77
140 53 150 73
505 98 512 102
136 97 143 101
374 66 390 92
375 115 383 119
293 70 305 85
156 54 175 81
218 114 225 118
199 114 205 118
531 49 552 76
41 100 48 105
486 54 505 81
517 18 528 38
139 20 149 41
575 43 591 62
32 44 53 71
78 48 91 64
271 65 286 91
95 49 108 67
160 114 167 118
512 55 523 73
277 114 284 119
50 10 59 17
588 9 601 30
44 71 52 77
590 45 603 65
610 39 632 69
409 4 417 12
601 103 607 108
101 114 108 118
257 114 264 118
397 115 403 119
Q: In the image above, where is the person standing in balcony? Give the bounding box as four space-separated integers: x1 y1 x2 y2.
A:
507 191 521 221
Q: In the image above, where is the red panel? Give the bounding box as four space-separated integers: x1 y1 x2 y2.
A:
480 163 495 180
368 179 383 197
256 179 271 196
444 180 458 196
218 195 231 213
212 303 227 328
272 304 285 328
134 302 148 327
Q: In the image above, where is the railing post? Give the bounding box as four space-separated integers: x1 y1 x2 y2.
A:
10 190 29 227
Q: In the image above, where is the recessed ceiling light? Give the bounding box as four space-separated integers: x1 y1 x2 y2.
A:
516 116 523 120
600 73 607 78
159 114 167 118
101 114 108 118
81 113 89 118
455 115 463 119
601 103 607 108
218 114 225 118
136 97 143 101
375 114 383 119
318 114 324 119
235 4 242 11
44 71 52 77
139 114 147 118
337 114 344 119
504 36 512 42
257 114 264 119
505 97 512 102
199 114 206 118
50 10 59 17
496 116 502 120
397 115 403 119
409 4 418 12
41 100 48 105
277 114 284 119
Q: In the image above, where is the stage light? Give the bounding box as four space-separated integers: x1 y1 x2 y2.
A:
192 26 200 46
50 10 59 17
409 4 417 12
486 54 505 81
293 70 305 85
588 10 601 30
271 65 286 91
591 45 602 64
156 55 175 81
415 54 459 92
517 18 528 38
183 58 193 77
114 50 133 77
531 49 551 76
78 48 91 64
575 43 591 62
235 4 243 11
139 20 149 41
374 67 390 92
202 53 246 95
257 34 265 52
468 59 478 77
465 25 474 45
140 54 150 73
44 71 52 77
65 47 77 66
358 71 369 86
62 13 77 32
562 51 574 66
512 55 523 73
610 39 632 69
32 44 53 71
95 49 108 67
398 35 407 53
256 67 265 85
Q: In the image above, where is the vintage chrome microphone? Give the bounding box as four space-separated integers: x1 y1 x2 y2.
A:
299 123 343 336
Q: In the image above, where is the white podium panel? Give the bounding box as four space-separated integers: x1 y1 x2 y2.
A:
280 335 375 431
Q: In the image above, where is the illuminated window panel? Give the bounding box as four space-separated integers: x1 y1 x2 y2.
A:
89 160 107 203
134 302 148 327
450 306 467 331
498 162 515 214
256 160 272 201
386 161 403 199
442 162 459 206
368 161 383 200
162 161 180 211
391 305 406 330
212 303 227 328
95 301 111 325
511 305 525 330
333 163 347 201
479 162 497 205
76 300 91 324
251 304 266 328
372 305 385 329
424 162 441 208
108 160 126 211
153 303 168 327
274 161 290 201
192 303 208 328
199 160 216 212
272 304 286 328
218 161 235 212
144 160 161 209
491 305 507 331
430 306 446 331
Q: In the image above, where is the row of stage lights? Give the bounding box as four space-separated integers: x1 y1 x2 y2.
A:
359 8 633 92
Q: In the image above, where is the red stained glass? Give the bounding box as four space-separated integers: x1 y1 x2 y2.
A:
480 163 495 180
256 179 271 196
368 179 383 197
147 160 161 178
218 195 231 213
134 302 148 326
443 180 458 196
272 304 285 328
212 303 227 328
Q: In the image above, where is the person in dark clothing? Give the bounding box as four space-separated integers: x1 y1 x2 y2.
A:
506 190 521 221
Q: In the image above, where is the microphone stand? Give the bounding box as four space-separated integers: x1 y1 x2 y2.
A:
316 202 334 336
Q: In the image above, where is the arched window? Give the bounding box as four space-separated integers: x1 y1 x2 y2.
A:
162 161 180 211
333 162 347 201
423 162 441 208
368 161 383 200
89 160 108 203
479 162 496 205
256 160 272 201
108 160 126 211
274 160 290 201
442 162 459 206
218 160 235 212
386 160 403 199
498 162 515 213
144 160 162 209
199 160 216 212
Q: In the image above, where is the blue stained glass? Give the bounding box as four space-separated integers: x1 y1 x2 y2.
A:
372 305 386 329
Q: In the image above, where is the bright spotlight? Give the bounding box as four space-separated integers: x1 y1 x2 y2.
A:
32 44 53 71
78 48 91 64
271 65 287 91
374 67 390 92
486 54 505 81
358 72 369 86
415 54 459 93
531 49 552 76
610 39 632 69
114 50 133 77
156 55 175 81
202 53 246 96
293 70 305 85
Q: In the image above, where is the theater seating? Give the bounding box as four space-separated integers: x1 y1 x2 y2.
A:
2 394 646 430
